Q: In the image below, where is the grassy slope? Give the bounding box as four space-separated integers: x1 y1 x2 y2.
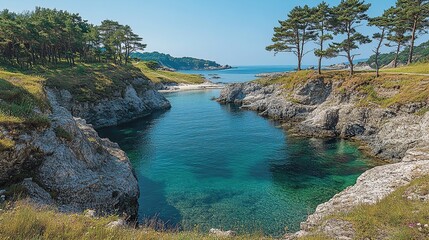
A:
0 61 205 150
380 62 429 74
256 66 429 109
0 201 270 240
300 175 429 240
133 62 205 84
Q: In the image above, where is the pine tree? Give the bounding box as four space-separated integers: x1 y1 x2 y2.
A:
385 7 412 68
396 0 429 64
312 2 335 74
329 0 372 76
369 9 393 77
266 5 317 71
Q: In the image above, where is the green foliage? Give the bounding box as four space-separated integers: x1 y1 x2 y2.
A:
367 40 429 67
396 0 429 64
144 61 161 70
0 72 50 129
43 63 145 102
312 1 335 74
0 8 145 68
131 52 224 70
329 0 372 75
134 62 205 84
266 5 317 71
54 127 73 141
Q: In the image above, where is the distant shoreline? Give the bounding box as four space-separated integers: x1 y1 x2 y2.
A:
158 83 224 93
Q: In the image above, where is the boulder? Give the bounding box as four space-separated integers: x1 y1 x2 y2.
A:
209 228 237 237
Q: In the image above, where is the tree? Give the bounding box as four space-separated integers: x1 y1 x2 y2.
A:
329 0 372 76
385 7 412 68
123 25 146 64
312 2 335 74
369 9 393 77
266 5 317 71
396 0 429 64
0 7 146 68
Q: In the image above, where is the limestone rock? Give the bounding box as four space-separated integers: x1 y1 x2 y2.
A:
209 228 237 237
85 209 97 218
107 219 127 229
53 78 171 128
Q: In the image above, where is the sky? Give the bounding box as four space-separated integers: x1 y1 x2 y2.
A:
1 0 428 66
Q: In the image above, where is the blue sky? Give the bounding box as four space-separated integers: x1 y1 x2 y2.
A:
2 0 427 66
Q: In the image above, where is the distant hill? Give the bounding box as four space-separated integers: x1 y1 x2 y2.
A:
131 52 231 71
367 40 429 67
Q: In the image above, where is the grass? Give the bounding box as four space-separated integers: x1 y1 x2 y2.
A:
0 137 15 151
42 63 146 102
318 175 429 240
0 201 272 240
134 61 205 84
256 70 429 109
381 62 429 74
54 126 73 141
0 71 50 132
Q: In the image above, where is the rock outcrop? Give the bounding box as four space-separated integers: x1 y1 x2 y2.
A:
217 80 429 161
0 78 171 217
217 78 429 238
53 78 171 128
0 89 140 217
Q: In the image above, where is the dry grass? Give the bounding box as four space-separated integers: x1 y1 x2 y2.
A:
0 201 272 240
381 62 429 74
0 137 15 151
256 70 429 109
0 71 50 132
320 175 429 239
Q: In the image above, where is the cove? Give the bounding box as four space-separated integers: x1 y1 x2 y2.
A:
98 89 374 236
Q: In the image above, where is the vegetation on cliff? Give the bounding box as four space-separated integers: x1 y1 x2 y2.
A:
300 175 429 239
131 52 229 70
0 62 204 151
255 63 429 109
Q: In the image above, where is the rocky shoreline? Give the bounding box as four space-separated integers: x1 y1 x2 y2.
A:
0 78 171 218
216 79 429 238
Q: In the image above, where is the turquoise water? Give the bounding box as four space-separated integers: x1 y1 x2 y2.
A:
180 65 298 83
98 89 373 236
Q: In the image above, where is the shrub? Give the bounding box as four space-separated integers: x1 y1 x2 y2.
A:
54 127 72 141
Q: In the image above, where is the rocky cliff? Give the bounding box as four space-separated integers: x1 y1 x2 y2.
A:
52 78 171 128
0 79 171 218
217 77 429 238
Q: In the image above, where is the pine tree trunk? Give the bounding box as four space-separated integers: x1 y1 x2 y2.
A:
394 43 401 68
347 52 354 76
318 57 322 75
408 19 417 65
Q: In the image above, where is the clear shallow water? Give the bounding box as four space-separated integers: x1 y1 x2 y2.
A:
98 89 374 236
180 65 298 83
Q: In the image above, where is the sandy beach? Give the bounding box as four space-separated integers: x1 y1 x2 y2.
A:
158 83 224 93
